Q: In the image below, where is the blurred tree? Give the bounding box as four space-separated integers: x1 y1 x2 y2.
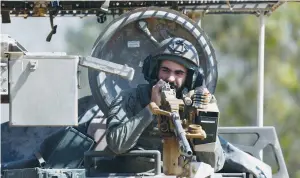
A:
202 2 300 177
64 3 300 177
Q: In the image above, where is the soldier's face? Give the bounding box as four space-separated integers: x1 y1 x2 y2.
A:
158 60 187 90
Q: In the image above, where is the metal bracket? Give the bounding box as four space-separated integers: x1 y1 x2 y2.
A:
1 54 9 95
96 0 110 23
77 68 81 89
196 10 207 28
29 60 38 70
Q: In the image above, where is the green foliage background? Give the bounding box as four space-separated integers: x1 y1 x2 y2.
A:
65 2 300 177
202 3 300 177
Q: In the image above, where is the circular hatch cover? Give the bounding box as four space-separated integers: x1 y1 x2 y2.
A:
88 7 218 115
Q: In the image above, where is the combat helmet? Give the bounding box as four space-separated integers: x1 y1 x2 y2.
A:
142 37 204 90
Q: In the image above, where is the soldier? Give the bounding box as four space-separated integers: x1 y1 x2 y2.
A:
105 37 272 177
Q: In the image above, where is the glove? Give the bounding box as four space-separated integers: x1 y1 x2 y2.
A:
192 86 212 109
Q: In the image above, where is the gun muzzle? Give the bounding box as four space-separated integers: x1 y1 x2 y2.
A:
171 112 193 157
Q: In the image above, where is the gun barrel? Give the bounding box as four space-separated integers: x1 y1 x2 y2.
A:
79 56 135 81
171 112 193 157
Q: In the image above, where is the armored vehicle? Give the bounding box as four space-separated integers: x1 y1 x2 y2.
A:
1 1 289 178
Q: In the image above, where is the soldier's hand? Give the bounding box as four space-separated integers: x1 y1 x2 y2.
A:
192 86 212 109
151 79 165 107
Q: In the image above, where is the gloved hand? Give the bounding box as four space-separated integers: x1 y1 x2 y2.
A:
189 67 213 109
192 86 212 109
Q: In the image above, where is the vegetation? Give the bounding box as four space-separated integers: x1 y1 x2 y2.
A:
202 3 300 177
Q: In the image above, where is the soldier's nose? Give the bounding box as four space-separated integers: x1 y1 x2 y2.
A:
167 75 175 83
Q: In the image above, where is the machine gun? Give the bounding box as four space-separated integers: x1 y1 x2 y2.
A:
149 82 219 177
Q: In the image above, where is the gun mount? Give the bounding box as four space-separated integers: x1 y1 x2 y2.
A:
149 82 218 177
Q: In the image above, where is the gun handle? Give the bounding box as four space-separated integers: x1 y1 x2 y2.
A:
149 102 171 117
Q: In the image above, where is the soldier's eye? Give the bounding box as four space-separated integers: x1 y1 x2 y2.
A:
161 67 170 73
175 71 185 75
